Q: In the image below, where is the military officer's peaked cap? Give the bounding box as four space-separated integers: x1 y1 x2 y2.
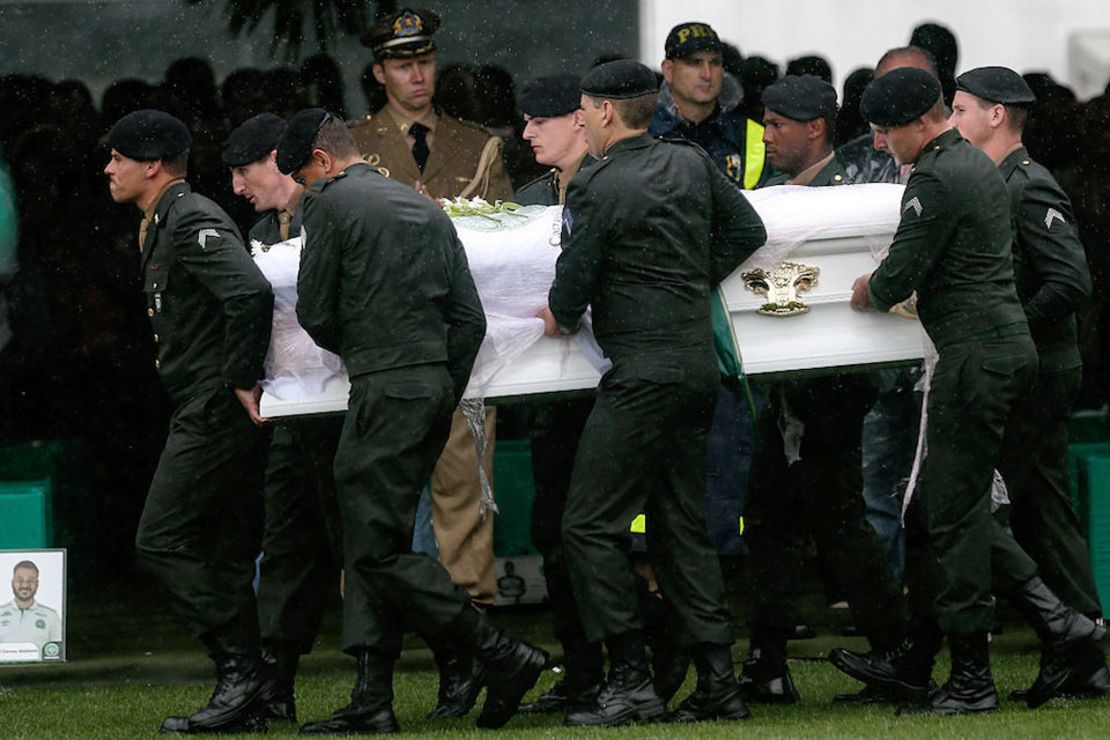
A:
956 66 1036 106
222 113 287 167
763 74 838 122
276 108 332 175
108 109 191 160
361 7 439 60
665 21 722 59
521 74 582 117
860 68 942 126
581 60 658 100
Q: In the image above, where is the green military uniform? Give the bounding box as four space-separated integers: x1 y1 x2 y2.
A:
991 147 1102 617
867 128 1038 636
296 161 486 657
350 105 508 605
248 204 346 663
349 110 514 202
745 153 906 651
514 154 608 698
133 181 274 654
551 133 766 646
516 164 574 207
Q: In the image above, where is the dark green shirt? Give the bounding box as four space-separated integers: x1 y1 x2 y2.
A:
248 205 303 247
999 146 1090 372
296 162 486 398
763 154 848 188
140 181 274 401
548 133 767 359
868 128 1027 349
515 168 561 207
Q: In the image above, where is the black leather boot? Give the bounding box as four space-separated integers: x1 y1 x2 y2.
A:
737 630 799 704
831 683 907 704
426 643 484 719
565 631 666 727
258 643 300 722
453 607 548 729
160 652 271 734
299 649 399 734
520 636 603 714
897 632 998 716
1008 576 1108 708
829 619 941 703
1010 658 1110 701
638 575 690 702
668 643 751 722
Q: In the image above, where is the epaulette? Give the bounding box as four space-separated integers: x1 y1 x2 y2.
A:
446 114 496 137
347 114 372 130
518 169 557 191
657 135 699 146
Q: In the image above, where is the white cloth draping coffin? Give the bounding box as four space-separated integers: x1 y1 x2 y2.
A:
258 183 921 416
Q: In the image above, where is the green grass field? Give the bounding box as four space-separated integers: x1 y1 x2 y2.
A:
4 636 1110 739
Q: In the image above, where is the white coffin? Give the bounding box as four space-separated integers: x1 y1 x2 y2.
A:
259 185 924 417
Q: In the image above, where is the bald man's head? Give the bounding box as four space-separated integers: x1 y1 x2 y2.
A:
875 46 938 78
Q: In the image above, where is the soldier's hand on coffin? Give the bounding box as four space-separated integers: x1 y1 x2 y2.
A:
413 180 436 202
538 307 560 336
851 273 874 311
234 384 269 426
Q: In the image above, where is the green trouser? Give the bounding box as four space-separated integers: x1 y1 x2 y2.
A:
562 347 733 648
257 417 344 655
914 330 1038 635
135 385 268 653
333 365 469 658
529 397 596 645
996 366 1103 617
745 374 905 647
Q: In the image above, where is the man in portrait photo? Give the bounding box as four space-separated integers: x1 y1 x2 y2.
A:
0 560 63 657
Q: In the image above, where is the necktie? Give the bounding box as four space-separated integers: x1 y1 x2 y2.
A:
410 122 430 174
138 215 151 252
278 210 293 241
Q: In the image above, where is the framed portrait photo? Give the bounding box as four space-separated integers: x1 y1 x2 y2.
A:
0 549 66 663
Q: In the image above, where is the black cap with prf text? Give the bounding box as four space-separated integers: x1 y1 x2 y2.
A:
108 109 191 161
762 74 838 122
276 108 331 175
521 74 582 117
664 21 722 59
956 66 1037 106
361 8 439 60
580 60 658 100
860 67 942 126
222 113 287 167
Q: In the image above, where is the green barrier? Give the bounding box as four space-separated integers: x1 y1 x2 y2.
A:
1068 442 1110 513
1075 455 1110 619
1068 413 1110 445
0 478 52 548
0 439 86 553
491 439 537 557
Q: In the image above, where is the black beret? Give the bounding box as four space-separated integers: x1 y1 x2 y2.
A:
361 7 439 60
107 109 191 160
762 74 838 122
956 66 1036 106
521 74 582 117
222 113 287 167
860 68 942 126
276 108 331 175
664 21 722 59
581 60 658 100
